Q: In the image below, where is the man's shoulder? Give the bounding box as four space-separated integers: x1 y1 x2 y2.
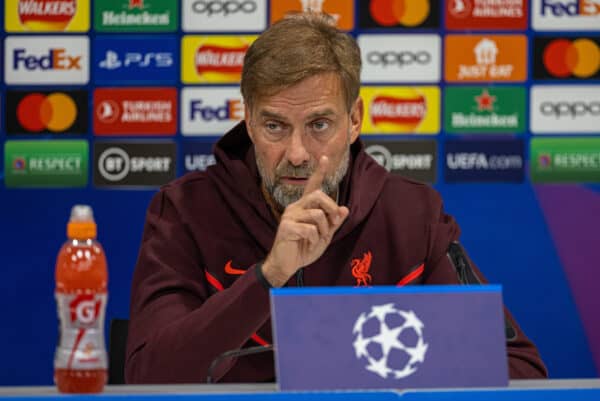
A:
155 171 218 209
381 174 441 204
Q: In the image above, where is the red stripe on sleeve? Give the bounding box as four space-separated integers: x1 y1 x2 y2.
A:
396 263 425 287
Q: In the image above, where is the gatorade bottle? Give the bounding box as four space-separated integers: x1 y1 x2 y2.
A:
54 205 108 393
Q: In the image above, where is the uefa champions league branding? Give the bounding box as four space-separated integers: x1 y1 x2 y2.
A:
352 303 428 380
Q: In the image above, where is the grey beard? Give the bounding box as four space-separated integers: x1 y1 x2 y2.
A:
257 149 350 213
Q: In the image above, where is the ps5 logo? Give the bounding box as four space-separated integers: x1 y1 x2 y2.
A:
99 50 174 70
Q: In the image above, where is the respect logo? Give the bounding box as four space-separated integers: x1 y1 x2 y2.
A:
534 36 600 80
4 140 88 187
530 138 600 183
5 0 90 32
181 35 256 83
6 90 87 134
360 87 440 134
445 35 527 82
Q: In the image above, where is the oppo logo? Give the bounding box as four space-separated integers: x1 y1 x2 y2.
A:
366 51 431 67
540 101 600 117
192 0 257 16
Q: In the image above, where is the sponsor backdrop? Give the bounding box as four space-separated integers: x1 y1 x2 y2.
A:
0 0 599 385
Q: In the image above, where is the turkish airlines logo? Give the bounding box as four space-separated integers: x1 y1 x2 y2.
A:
18 0 77 30
535 36 600 79
7 90 87 134
446 0 526 30
195 44 247 74
371 95 426 126
93 88 177 136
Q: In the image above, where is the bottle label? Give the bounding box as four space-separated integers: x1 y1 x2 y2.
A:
55 293 108 370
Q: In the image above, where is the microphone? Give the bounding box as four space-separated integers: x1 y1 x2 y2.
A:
205 344 274 383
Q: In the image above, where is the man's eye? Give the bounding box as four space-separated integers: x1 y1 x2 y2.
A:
312 120 330 132
265 121 283 132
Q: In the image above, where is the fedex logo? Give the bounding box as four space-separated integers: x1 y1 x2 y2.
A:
5 36 89 84
181 87 244 136
541 0 599 16
189 99 243 121
93 37 178 84
13 48 81 70
534 0 600 30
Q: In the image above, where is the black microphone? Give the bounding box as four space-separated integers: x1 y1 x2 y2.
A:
205 344 274 383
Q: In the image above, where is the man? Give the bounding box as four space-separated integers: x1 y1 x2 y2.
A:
126 13 547 383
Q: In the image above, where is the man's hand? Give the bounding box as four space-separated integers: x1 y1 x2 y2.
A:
261 156 349 287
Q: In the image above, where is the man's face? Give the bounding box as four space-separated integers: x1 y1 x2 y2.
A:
245 73 363 212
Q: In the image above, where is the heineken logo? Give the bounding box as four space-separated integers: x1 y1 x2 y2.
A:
444 86 525 134
94 0 177 32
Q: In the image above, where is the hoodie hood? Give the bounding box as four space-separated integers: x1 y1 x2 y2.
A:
207 122 388 250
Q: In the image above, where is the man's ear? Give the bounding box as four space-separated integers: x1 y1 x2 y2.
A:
244 104 255 143
349 97 363 144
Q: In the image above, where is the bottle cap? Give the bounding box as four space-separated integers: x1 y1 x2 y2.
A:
67 205 97 239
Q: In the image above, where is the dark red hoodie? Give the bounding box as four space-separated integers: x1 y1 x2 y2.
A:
126 122 547 383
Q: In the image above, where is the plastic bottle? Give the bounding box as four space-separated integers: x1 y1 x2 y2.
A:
54 205 108 393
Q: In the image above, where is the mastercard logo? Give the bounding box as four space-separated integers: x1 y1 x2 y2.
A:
369 0 430 27
17 93 77 132
543 38 600 79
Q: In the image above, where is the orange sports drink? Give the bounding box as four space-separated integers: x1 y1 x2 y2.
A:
54 205 108 393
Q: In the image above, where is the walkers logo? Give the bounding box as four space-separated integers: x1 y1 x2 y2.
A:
445 35 527 82
533 0 600 31
4 140 88 187
271 0 354 30
182 141 217 173
444 139 524 182
364 140 437 183
94 142 176 187
6 90 87 135
182 0 266 32
93 88 177 136
531 138 600 182
358 34 441 83
444 86 525 134
358 0 439 29
360 87 440 134
181 87 244 135
5 0 90 32
5 36 89 84
93 36 178 84
181 35 256 83
533 36 600 80
530 85 600 134
445 0 527 30
94 0 177 32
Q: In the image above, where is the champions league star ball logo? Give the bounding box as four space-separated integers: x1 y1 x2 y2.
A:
352 303 428 379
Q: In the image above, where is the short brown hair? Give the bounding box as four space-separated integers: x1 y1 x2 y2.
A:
241 12 361 112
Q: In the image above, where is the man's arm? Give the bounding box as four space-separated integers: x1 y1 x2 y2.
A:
424 209 548 379
125 189 271 384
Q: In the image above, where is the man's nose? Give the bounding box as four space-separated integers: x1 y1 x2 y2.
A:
285 131 310 166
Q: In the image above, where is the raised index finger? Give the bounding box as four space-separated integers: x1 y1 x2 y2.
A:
303 155 328 196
